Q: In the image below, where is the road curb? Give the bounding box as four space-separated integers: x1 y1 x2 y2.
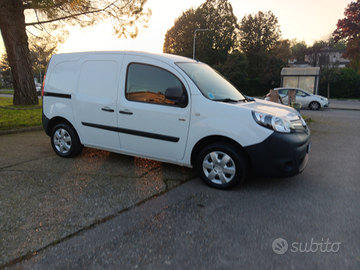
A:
330 107 360 111
0 126 43 136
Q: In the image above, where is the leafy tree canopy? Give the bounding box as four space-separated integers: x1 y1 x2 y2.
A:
0 0 151 105
238 11 282 78
238 11 281 55
333 0 360 69
213 50 248 90
25 0 151 38
163 0 239 66
269 39 291 63
290 39 307 62
163 8 198 59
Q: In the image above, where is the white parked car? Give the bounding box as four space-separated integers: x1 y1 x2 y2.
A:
42 51 311 189
269 87 329 110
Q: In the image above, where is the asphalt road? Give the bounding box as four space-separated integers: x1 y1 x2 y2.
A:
4 109 360 269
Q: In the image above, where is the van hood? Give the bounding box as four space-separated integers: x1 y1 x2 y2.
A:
241 98 301 121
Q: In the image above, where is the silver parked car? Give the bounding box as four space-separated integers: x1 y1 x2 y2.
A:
35 83 42 95
267 88 329 110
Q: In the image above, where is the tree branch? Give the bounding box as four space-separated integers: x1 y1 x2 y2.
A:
25 0 120 26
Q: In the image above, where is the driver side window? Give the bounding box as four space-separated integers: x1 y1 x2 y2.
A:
125 63 187 107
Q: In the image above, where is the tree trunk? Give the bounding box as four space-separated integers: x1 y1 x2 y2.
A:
327 82 330 99
0 0 38 105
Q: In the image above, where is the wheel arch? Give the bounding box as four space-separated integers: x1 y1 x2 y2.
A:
46 117 81 143
190 135 252 172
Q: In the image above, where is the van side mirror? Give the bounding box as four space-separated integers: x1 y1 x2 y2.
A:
165 86 188 107
244 95 255 101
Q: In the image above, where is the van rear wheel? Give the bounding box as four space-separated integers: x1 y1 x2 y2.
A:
196 143 248 189
51 123 83 158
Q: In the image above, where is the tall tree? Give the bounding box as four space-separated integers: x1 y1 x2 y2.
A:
290 39 307 62
238 11 282 78
333 0 360 70
321 60 340 98
260 39 290 87
261 57 286 87
213 50 248 90
306 40 329 67
163 0 239 66
269 39 291 63
163 8 198 59
0 0 151 105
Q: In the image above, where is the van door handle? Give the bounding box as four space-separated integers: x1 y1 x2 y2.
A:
119 109 133 115
102 107 114 112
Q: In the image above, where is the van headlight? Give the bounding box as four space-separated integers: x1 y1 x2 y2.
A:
252 111 294 133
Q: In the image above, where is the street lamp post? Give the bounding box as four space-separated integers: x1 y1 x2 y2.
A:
193 29 209 59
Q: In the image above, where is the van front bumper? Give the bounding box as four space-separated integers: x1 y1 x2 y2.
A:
245 130 311 178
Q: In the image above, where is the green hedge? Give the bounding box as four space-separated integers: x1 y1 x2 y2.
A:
319 68 360 99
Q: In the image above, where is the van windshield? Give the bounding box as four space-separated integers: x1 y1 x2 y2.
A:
176 62 245 102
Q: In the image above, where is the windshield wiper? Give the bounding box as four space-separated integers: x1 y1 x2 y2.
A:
216 98 240 103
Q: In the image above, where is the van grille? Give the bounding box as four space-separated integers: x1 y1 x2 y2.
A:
291 119 308 133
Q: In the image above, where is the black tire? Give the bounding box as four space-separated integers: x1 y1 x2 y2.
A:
309 101 320 110
196 143 248 189
51 123 83 158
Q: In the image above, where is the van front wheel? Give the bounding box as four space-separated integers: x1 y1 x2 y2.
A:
51 123 83 158
196 143 247 189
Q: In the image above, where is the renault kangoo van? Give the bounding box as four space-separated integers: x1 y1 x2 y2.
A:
42 51 311 189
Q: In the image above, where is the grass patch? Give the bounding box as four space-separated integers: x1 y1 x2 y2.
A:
0 97 42 130
303 115 313 124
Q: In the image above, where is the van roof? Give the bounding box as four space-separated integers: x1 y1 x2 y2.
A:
53 51 197 64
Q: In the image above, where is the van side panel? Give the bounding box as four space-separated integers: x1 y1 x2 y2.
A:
46 61 78 95
72 54 124 150
43 60 79 134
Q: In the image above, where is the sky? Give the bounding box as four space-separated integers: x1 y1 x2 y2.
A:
0 0 353 55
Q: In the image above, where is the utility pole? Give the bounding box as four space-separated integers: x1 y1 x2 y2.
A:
193 29 209 59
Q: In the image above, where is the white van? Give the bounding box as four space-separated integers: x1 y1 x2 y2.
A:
42 51 311 189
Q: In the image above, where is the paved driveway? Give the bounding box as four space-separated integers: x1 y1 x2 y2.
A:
0 131 197 266
2 109 360 269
